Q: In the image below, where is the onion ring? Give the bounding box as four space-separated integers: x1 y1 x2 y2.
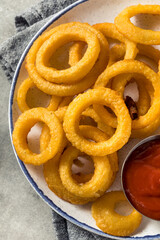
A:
59 146 113 198
36 26 100 84
59 124 116 199
108 43 159 110
110 64 159 138
17 78 61 112
63 88 131 156
94 60 160 129
108 43 157 108
12 108 63 165
43 155 94 204
108 44 158 118
26 22 109 96
92 191 142 236
110 44 158 117
115 5 160 45
41 125 97 204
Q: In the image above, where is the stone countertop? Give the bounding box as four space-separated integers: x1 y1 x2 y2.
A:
0 1 56 239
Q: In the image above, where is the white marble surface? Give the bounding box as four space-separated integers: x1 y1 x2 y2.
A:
0 0 56 239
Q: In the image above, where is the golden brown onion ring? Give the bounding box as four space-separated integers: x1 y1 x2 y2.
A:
94 60 160 129
115 5 160 45
110 43 158 116
36 26 100 84
63 88 131 156
59 146 113 198
26 22 109 96
12 108 63 165
42 125 99 204
17 78 61 112
92 191 142 236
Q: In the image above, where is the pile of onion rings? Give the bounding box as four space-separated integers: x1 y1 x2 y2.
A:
12 5 160 237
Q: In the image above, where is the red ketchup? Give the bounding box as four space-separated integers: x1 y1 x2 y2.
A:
123 139 160 220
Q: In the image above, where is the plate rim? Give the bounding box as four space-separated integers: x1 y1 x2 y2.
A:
8 0 160 239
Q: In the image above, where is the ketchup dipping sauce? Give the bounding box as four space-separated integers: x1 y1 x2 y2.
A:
122 137 160 220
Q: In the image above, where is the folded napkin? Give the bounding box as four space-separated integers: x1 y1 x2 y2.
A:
0 0 109 239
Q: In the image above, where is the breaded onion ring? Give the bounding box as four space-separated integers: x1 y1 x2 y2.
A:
103 43 159 126
26 22 109 96
94 60 160 129
59 125 117 198
59 146 113 198
115 5 160 45
92 191 142 236
41 125 97 204
12 108 63 165
17 78 61 112
109 57 160 138
36 26 100 84
63 88 131 156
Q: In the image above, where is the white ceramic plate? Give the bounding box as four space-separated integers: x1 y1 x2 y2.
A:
9 0 160 239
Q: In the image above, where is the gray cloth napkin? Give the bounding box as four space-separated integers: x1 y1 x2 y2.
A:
0 0 109 239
